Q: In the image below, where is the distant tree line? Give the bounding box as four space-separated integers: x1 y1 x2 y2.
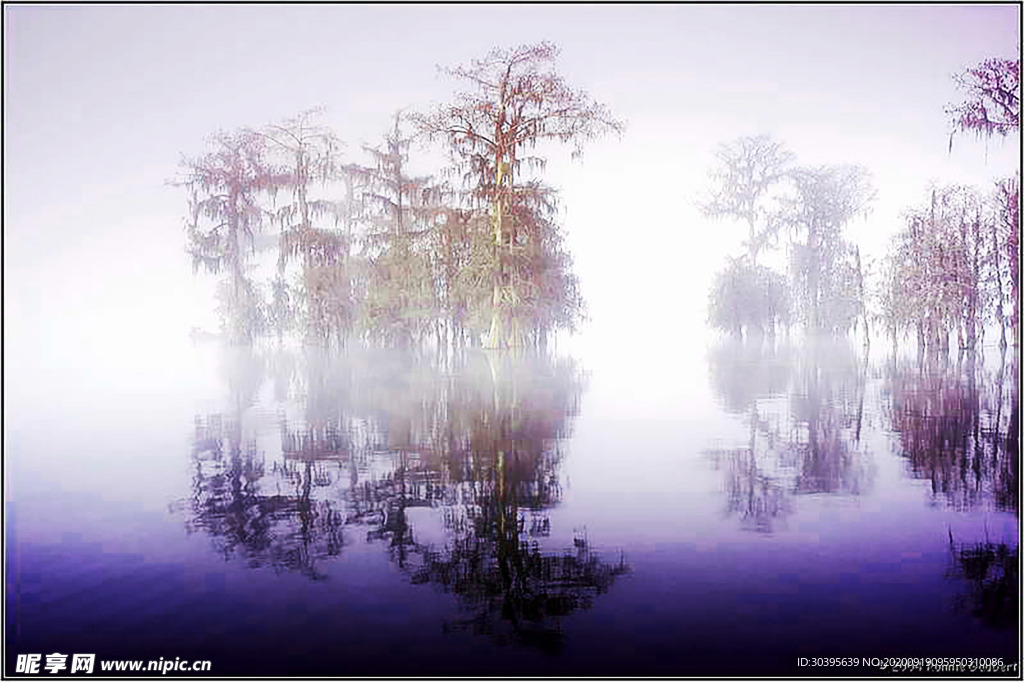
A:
703 57 1019 350
175 42 622 350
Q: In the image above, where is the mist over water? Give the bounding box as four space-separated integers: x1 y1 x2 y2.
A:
5 4 1020 677
7 316 1018 675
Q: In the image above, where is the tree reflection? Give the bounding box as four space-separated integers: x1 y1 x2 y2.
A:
350 353 629 653
947 538 1018 630
185 348 346 580
705 337 872 532
178 346 628 650
789 341 870 496
885 348 1018 513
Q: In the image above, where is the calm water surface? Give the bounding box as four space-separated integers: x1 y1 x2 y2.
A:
5 335 1019 676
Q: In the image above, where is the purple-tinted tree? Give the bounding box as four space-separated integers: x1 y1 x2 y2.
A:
414 42 623 348
945 57 1020 347
946 58 1020 149
258 109 350 346
426 205 489 354
782 165 874 336
990 175 1020 347
707 258 790 338
882 182 1016 352
177 129 275 343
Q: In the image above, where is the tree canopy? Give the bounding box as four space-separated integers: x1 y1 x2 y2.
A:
700 134 793 266
947 57 1020 148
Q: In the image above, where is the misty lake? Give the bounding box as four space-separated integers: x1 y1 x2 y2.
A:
5 336 1018 676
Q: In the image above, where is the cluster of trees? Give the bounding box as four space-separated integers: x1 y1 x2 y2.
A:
704 57 1019 349
877 58 1019 352
702 136 873 339
878 177 1019 351
879 57 1019 351
176 42 621 350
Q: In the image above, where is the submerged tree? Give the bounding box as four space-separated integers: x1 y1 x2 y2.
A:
177 45 610 353
426 205 490 353
700 134 793 266
701 138 878 341
708 258 790 338
260 109 351 346
350 112 440 347
880 182 1016 351
500 183 586 348
782 165 874 336
990 174 1020 347
267 276 298 344
177 129 275 343
942 56 1020 348
415 41 623 348
881 187 974 350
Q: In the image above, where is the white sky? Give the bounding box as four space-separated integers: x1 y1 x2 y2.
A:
3 4 1020 378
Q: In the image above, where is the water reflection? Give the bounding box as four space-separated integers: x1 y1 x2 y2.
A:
179 346 627 649
789 341 870 496
885 348 1018 513
705 338 873 532
947 538 1018 630
187 414 346 580
416 532 628 654
354 354 626 652
187 425 346 580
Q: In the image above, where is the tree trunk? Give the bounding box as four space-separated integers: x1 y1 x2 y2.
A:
487 154 510 349
992 217 1007 348
966 207 981 349
806 230 820 335
747 217 758 266
1005 180 1020 347
854 245 870 348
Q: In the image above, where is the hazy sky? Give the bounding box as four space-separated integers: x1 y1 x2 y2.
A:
4 4 1020 377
